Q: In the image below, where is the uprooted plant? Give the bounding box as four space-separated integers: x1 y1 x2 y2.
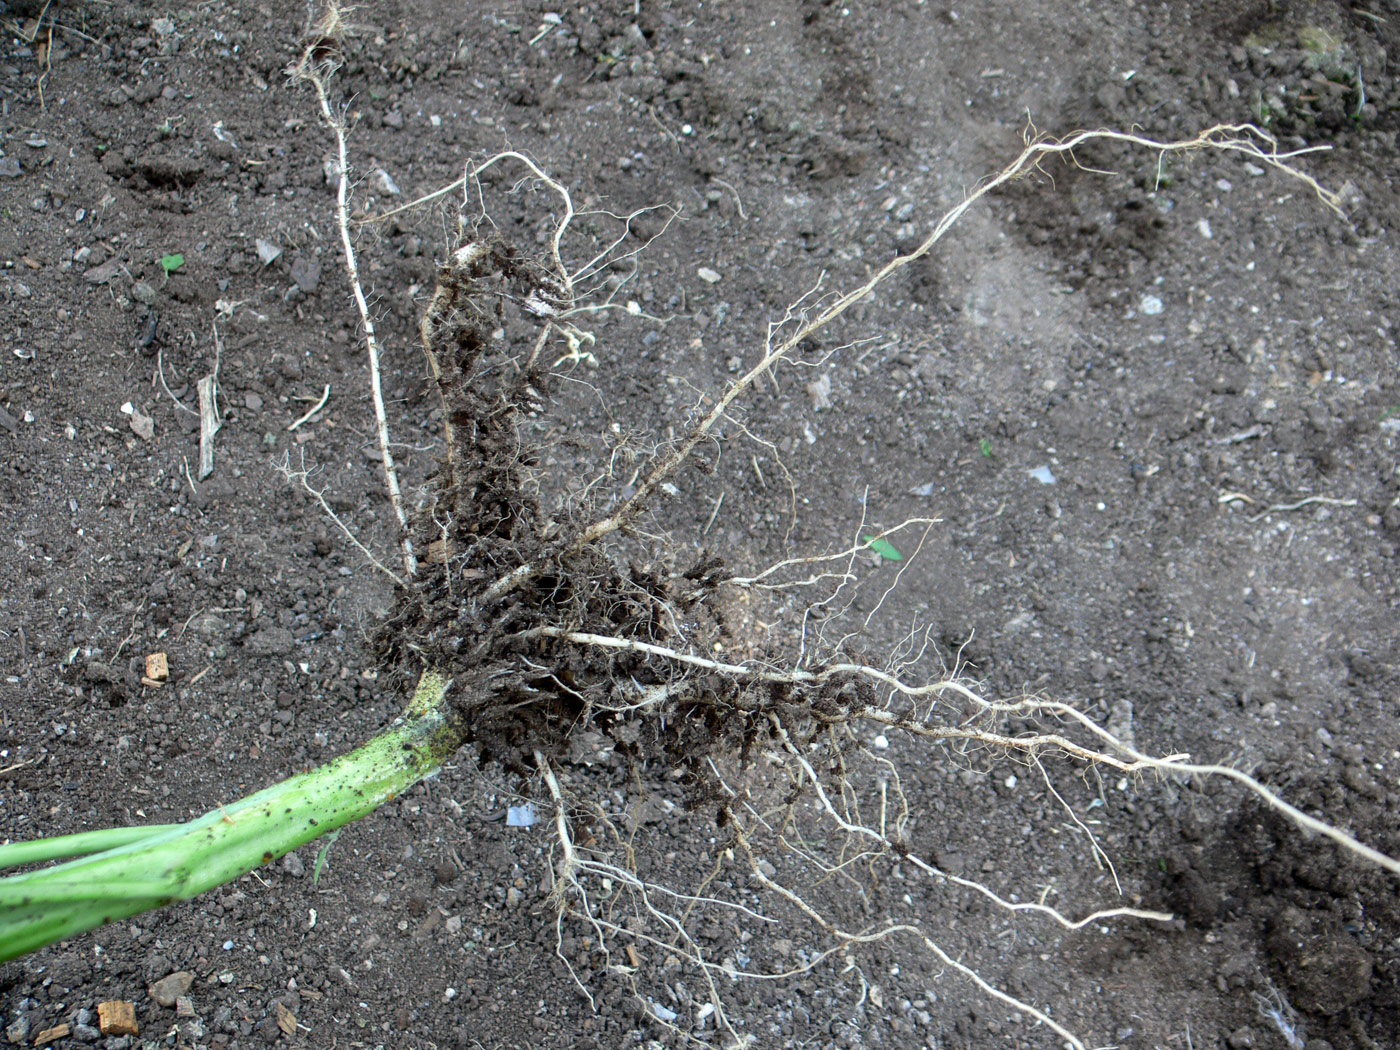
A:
3 20 1397 1049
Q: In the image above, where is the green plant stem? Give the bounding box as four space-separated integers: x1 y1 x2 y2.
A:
0 824 183 870
0 670 458 963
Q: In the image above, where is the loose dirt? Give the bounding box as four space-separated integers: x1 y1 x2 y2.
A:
2 2 1398 1048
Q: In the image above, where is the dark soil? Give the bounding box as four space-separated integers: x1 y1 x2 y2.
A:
3 2 1400 1049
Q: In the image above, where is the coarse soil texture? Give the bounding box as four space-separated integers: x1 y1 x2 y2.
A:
3 2 1400 1049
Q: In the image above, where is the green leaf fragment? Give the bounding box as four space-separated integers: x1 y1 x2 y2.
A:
312 830 341 887
978 438 994 458
863 535 903 561
160 253 185 273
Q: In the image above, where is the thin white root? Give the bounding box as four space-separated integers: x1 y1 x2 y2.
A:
375 150 575 297
770 719 1173 929
728 517 940 588
273 452 406 587
535 749 578 897
483 123 1341 607
297 58 417 580
287 384 331 431
535 626 1400 878
729 818 1091 1050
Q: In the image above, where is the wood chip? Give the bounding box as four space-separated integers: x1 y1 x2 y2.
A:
33 1025 71 1046
625 944 641 967
144 652 169 682
98 1001 139 1037
276 1001 297 1036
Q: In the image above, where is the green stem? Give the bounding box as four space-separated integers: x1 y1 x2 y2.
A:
0 824 183 869
0 670 459 963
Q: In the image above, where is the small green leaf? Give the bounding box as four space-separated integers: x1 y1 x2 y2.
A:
160 253 185 274
978 437 994 458
312 830 341 887
863 535 903 561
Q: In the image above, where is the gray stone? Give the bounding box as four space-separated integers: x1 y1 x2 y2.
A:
149 969 195 1008
84 258 124 285
289 256 321 293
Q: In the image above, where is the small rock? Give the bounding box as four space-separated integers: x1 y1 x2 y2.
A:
282 851 304 878
1139 294 1164 316
289 257 321 293
696 266 721 284
72 1023 101 1042
84 258 124 285
255 239 282 265
150 971 195 1008
1226 1027 1256 1049
254 1015 282 1044
129 408 155 442
245 392 264 412
189 612 229 640
0 156 20 178
382 110 404 129
6 1017 30 1044
369 168 401 196
175 997 196 1018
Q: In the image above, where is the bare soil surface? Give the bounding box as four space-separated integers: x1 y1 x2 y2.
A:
3 2 1400 1049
